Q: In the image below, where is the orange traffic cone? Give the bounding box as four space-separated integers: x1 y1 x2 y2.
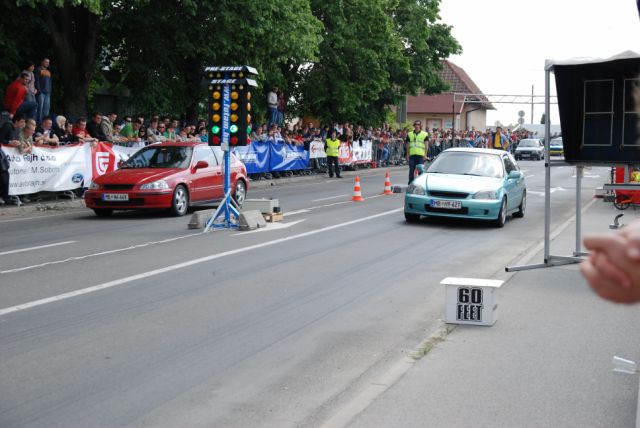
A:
352 176 364 202
383 171 393 195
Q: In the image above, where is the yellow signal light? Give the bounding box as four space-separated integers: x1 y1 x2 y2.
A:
231 91 239 100
230 103 238 111
212 91 221 100
246 92 252 101
212 114 221 122
230 114 238 122
247 103 251 112
212 102 220 111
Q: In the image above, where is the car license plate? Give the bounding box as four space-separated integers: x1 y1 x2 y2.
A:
521 153 530 157
102 193 129 201
431 200 462 209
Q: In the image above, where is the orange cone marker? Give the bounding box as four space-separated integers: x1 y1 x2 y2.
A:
383 171 393 195
352 176 364 202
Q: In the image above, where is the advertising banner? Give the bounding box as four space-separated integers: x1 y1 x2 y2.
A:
351 140 372 164
88 142 139 182
269 141 309 171
338 142 352 165
309 140 326 159
232 141 270 174
5 144 87 195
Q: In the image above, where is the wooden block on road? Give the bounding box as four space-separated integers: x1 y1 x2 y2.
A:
264 212 284 223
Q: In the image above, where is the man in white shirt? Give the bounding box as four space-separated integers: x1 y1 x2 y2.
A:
267 85 278 127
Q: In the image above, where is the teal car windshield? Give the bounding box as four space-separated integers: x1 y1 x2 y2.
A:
427 152 504 179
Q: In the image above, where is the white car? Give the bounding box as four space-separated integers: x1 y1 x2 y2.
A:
515 139 544 161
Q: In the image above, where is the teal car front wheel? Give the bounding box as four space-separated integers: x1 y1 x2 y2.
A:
493 197 507 228
405 211 420 223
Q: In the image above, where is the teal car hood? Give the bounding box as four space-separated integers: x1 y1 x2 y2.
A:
422 173 503 193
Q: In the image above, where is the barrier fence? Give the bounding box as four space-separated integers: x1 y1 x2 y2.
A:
1 138 411 196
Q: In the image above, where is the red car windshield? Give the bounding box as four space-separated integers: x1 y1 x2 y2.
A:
124 146 193 169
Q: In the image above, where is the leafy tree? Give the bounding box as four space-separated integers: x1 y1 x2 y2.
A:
104 0 322 122
540 113 546 124
2 0 459 128
14 0 105 118
300 0 460 126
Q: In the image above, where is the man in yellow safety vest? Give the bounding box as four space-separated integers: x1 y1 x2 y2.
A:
325 129 342 178
405 120 430 184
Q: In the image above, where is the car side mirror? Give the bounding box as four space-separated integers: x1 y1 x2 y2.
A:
508 170 523 179
416 164 425 174
117 160 126 168
193 160 209 170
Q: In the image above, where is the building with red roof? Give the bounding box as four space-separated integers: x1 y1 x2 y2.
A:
403 60 494 131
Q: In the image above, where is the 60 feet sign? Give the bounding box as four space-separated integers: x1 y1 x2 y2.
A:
457 287 483 322
442 277 503 326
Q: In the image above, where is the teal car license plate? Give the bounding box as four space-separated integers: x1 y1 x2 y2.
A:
430 200 462 209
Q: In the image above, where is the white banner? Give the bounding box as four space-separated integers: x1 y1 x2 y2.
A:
309 140 326 159
351 140 372 163
6 145 87 195
4 143 141 195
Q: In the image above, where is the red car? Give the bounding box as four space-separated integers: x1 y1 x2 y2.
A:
85 141 248 217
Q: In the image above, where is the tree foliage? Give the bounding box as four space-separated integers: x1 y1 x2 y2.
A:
0 0 459 125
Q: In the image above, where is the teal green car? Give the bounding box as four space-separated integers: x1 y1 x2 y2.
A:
404 148 526 227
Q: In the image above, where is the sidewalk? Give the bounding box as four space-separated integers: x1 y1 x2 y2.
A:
349 200 640 427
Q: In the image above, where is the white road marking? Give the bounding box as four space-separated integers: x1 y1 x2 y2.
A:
234 220 306 235
527 187 568 196
571 174 600 179
526 175 535 179
0 241 76 256
285 209 311 216
0 208 403 316
1 234 198 274
312 194 349 202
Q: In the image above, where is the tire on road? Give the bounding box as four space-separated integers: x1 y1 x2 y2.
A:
513 191 526 218
493 197 507 228
169 184 189 217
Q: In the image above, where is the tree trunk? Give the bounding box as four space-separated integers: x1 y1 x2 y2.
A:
184 57 204 123
40 4 100 119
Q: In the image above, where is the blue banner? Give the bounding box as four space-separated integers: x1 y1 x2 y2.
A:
269 141 309 171
232 141 270 174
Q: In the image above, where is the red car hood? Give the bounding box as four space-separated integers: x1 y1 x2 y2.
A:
94 168 183 185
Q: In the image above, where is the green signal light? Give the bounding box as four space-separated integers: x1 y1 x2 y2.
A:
247 126 252 134
230 124 238 133
211 125 220 134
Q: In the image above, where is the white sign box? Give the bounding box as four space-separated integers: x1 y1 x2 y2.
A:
441 277 504 326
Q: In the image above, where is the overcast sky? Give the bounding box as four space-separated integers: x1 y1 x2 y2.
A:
438 0 640 128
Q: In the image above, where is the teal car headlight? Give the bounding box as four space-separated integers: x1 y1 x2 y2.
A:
406 184 425 195
473 190 498 200
140 180 170 190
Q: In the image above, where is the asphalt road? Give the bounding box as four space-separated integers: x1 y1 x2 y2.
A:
0 159 607 427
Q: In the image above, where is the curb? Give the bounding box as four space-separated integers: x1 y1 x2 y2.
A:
0 166 404 217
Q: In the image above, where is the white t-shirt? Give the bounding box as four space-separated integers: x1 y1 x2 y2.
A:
268 91 278 108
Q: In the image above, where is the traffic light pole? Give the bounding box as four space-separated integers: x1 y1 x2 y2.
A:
204 84 240 231
202 65 258 232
